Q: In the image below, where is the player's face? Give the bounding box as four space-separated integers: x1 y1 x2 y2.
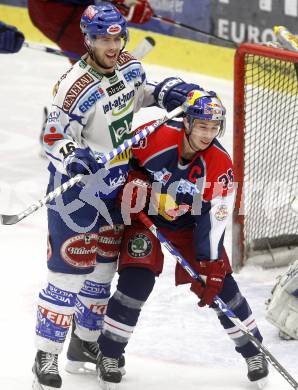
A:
90 34 123 72
187 119 220 151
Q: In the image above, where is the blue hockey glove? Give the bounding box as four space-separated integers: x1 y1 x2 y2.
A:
154 77 204 112
0 22 24 54
64 148 100 179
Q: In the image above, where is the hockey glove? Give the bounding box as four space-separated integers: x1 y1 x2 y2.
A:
190 259 226 307
154 77 204 112
0 22 24 54
115 0 153 24
118 170 152 222
64 148 100 183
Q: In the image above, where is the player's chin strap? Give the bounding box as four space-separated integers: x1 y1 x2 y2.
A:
138 211 298 390
0 106 183 226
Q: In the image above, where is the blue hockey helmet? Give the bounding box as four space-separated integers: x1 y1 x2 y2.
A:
80 3 128 44
184 90 226 135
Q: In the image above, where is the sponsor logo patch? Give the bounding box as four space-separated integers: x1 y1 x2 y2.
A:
117 51 136 66
103 90 134 115
38 306 72 327
108 112 133 146
107 24 121 34
128 233 152 258
47 111 60 123
97 224 124 258
43 126 64 147
124 67 141 82
61 233 98 268
63 73 94 111
79 87 105 113
177 178 201 195
106 81 125 97
151 168 172 185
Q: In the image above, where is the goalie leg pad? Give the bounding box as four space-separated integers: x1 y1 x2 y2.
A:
266 260 298 340
35 270 86 354
74 262 117 341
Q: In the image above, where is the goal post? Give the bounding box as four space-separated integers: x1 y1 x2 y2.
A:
232 43 298 269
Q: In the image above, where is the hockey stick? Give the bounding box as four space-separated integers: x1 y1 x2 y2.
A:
23 41 80 61
151 13 236 48
0 106 183 226
138 211 298 390
23 36 156 61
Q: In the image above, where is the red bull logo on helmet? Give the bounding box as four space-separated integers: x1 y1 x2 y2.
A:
84 5 97 21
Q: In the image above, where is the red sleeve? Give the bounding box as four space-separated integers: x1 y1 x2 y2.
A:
202 144 234 202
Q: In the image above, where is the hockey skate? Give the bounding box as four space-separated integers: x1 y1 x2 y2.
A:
66 325 125 375
32 350 62 390
246 353 269 389
96 353 122 390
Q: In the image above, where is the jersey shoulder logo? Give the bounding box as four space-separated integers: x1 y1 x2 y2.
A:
117 51 136 66
63 73 94 112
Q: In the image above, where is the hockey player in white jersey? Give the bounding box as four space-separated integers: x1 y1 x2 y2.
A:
266 260 298 340
32 3 203 389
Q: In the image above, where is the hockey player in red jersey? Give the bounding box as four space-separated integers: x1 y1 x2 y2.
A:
28 0 153 64
96 90 269 388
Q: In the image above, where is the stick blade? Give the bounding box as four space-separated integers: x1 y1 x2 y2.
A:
0 214 21 225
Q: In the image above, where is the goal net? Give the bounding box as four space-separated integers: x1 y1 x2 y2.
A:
232 43 298 269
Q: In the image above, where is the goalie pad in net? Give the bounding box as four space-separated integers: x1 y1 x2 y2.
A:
266 260 298 340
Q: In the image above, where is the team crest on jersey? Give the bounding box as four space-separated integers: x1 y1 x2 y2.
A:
214 204 229 221
128 233 152 258
63 73 94 111
61 233 98 268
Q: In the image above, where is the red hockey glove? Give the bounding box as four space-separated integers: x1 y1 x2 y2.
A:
118 170 152 222
190 260 226 307
115 0 153 24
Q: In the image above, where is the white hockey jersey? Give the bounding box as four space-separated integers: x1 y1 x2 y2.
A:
43 51 156 188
